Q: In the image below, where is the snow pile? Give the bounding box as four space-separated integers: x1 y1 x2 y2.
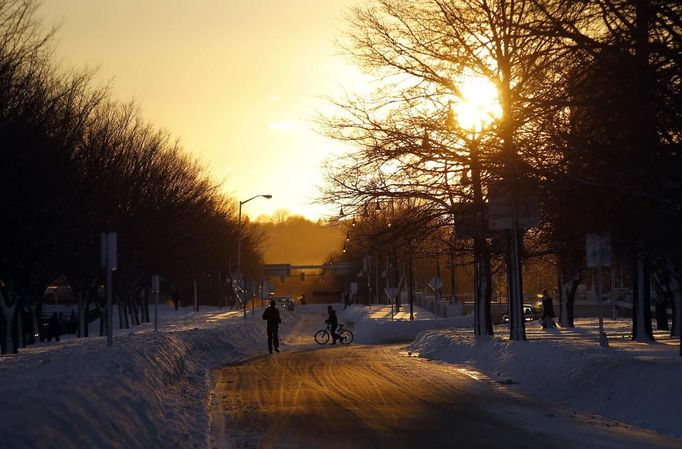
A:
0 307 267 449
408 319 682 437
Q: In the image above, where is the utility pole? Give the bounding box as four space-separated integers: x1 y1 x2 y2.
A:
101 232 118 347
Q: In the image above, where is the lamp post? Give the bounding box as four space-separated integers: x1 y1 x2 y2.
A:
236 194 272 318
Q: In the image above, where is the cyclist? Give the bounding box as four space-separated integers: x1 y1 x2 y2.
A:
325 305 339 344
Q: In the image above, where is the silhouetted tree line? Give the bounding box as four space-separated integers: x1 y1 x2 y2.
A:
336 198 457 312
321 0 682 343
0 1 262 353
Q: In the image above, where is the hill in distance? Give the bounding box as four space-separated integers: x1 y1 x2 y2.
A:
256 211 344 266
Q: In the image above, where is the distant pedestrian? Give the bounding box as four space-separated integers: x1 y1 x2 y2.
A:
343 292 350 310
68 310 77 333
58 312 66 335
541 290 556 329
300 294 306 305
262 299 281 353
48 313 60 342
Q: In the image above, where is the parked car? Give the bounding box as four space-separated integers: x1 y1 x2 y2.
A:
502 304 539 323
273 296 295 311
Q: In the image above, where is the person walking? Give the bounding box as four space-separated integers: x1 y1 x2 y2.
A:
541 289 556 329
262 299 281 353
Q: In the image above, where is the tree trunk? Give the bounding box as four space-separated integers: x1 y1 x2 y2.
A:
559 273 579 328
96 302 106 336
142 288 150 323
474 240 494 336
668 271 681 338
506 229 526 340
655 301 669 331
408 250 414 321
193 277 199 312
17 302 24 348
118 296 129 329
632 248 654 342
77 292 88 338
131 293 140 326
471 139 493 337
652 271 670 331
30 304 39 344
393 249 401 311
0 289 19 354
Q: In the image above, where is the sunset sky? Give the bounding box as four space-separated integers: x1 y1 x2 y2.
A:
40 0 362 220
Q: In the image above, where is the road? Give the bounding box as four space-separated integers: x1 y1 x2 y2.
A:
207 344 680 449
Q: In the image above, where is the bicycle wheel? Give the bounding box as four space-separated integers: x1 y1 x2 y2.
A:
314 329 330 345
338 329 353 345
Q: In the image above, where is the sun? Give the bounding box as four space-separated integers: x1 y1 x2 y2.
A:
451 72 501 132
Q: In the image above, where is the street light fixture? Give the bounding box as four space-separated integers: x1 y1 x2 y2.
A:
236 194 272 318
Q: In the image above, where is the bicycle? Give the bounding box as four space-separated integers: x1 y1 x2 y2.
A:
314 323 353 345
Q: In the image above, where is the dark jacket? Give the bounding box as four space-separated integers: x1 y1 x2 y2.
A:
326 309 338 326
262 305 281 328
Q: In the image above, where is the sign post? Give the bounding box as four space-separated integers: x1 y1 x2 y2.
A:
101 232 118 347
232 279 246 319
586 233 612 348
610 268 617 320
384 287 398 321
364 255 371 310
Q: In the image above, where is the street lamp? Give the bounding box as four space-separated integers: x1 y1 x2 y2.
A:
236 194 272 318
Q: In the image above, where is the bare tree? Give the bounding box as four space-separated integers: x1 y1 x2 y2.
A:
321 0 571 338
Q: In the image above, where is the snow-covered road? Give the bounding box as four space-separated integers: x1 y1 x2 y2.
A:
207 344 680 449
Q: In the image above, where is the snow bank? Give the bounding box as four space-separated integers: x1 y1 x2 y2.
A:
0 307 267 449
1 303 426 449
408 319 682 437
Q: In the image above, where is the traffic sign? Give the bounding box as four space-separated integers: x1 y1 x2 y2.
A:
428 276 443 290
586 233 612 267
452 202 476 240
263 264 291 277
487 182 540 230
384 287 399 300
151 275 160 293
